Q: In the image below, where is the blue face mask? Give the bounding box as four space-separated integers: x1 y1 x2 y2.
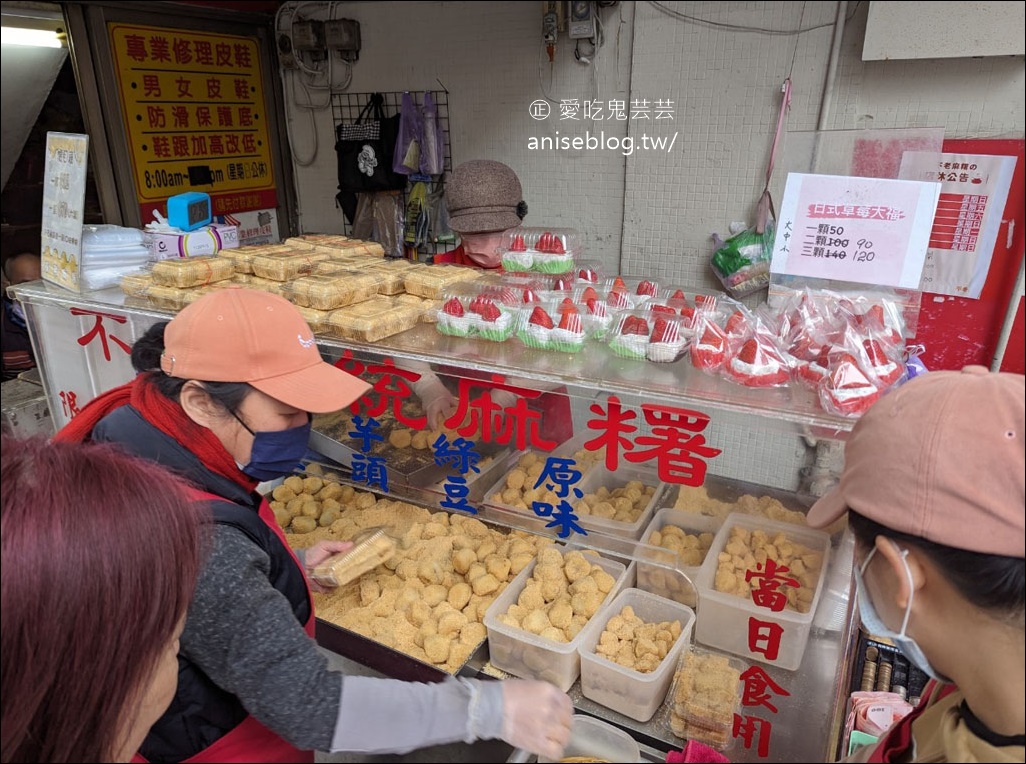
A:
855 543 949 682
232 411 312 482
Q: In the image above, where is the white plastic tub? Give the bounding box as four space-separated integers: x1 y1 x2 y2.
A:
482 462 666 541
537 714 640 763
483 551 628 692
636 508 723 608
578 588 695 722
694 512 831 670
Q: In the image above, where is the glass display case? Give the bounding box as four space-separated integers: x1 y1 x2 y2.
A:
12 279 861 763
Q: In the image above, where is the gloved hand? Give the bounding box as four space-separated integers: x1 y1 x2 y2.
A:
490 389 518 412
500 680 573 761
410 371 458 430
300 540 353 592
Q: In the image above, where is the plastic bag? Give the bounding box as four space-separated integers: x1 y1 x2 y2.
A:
351 193 375 240
428 185 455 244
392 91 422 176
371 192 404 258
420 92 444 175
710 221 774 299
404 182 429 247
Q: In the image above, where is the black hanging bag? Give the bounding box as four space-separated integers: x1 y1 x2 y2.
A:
335 93 407 223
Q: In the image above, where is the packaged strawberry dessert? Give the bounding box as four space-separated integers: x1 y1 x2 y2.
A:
608 312 651 360
518 305 556 349
498 227 580 274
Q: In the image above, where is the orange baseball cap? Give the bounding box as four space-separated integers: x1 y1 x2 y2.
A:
808 366 1025 557
160 287 370 413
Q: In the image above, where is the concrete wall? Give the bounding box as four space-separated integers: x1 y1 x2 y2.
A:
278 1 1025 489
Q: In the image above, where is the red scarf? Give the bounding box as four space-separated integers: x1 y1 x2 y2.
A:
55 373 259 493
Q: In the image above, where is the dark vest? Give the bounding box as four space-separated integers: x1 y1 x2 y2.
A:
91 406 310 762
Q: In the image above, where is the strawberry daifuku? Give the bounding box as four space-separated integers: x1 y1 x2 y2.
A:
726 338 790 387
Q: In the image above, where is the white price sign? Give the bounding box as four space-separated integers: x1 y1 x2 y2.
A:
770 173 941 289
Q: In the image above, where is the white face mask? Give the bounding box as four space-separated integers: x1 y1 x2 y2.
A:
855 543 950 682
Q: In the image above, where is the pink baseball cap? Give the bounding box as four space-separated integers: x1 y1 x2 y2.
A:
160 287 370 413
807 365 1024 557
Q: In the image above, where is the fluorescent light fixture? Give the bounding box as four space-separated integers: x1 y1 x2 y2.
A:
1 26 63 48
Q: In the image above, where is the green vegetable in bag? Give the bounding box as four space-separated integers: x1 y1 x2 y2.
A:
711 222 774 298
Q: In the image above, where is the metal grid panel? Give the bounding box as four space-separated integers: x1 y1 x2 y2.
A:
330 90 452 259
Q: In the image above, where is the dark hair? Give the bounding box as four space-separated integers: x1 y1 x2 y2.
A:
132 321 252 414
1 435 208 763
516 200 528 220
849 510 1025 624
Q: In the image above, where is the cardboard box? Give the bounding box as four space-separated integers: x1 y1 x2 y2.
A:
1 378 54 437
146 223 239 260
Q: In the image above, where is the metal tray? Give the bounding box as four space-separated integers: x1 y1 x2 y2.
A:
309 396 509 489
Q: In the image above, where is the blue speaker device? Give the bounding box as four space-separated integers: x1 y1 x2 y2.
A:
167 191 213 232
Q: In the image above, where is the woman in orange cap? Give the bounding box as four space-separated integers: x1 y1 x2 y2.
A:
55 288 572 764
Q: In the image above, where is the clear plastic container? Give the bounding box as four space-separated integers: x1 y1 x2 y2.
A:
142 283 203 311
578 588 695 722
570 465 665 539
497 227 580 274
694 512 831 670
602 275 661 311
637 508 723 608
483 551 628 692
310 528 397 587
293 305 333 335
150 255 235 288
250 250 331 281
361 258 420 295
607 310 653 361
482 463 665 541
403 264 481 298
571 283 615 340
664 645 744 750
573 259 604 286
229 273 286 296
537 714 640 763
283 271 383 310
514 297 586 353
216 245 292 275
435 282 519 342
328 296 421 342
119 271 153 297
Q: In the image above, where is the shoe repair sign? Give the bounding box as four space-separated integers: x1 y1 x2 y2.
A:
108 23 278 223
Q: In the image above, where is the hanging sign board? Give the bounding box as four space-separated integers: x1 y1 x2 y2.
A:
108 23 278 224
40 132 89 292
770 173 941 289
898 151 1017 298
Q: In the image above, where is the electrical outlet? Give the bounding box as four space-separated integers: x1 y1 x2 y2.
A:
568 0 596 39
542 0 565 32
542 10 558 44
325 18 360 61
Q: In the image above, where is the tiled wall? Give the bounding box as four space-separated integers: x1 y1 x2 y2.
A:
282 1 1025 491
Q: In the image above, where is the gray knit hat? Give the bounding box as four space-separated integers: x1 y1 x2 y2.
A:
446 160 525 234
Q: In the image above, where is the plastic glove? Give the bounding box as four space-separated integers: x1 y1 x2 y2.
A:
500 680 573 761
490 389 518 412
301 540 353 592
410 370 458 430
